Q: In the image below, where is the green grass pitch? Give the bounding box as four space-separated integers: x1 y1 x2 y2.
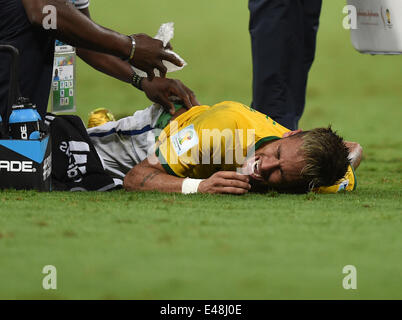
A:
0 1 401 299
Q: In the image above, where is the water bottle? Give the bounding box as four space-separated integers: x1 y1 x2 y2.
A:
0 114 5 139
8 98 41 140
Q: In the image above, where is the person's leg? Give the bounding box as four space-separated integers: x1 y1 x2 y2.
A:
249 0 304 130
293 0 322 124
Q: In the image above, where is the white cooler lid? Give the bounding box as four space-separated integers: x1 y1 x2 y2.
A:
347 0 402 54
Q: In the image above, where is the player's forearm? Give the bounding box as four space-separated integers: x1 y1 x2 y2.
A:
23 0 131 59
76 7 133 84
124 161 183 193
77 48 133 83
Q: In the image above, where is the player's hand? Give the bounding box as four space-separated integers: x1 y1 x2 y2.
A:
345 141 363 169
141 77 200 115
198 171 251 195
129 33 183 80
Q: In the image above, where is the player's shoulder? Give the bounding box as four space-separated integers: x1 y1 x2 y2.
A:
212 101 253 111
209 101 262 121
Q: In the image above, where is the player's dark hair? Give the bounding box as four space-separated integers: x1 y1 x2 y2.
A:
295 127 350 189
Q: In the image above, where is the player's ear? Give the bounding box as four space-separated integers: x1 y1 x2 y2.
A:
282 129 303 138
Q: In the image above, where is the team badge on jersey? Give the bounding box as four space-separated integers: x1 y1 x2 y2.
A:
170 124 199 156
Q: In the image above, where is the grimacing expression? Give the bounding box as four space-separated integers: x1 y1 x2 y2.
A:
242 137 306 190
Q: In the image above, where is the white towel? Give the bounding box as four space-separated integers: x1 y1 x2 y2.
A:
132 22 187 76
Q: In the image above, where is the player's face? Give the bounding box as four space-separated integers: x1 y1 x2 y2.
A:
242 137 306 191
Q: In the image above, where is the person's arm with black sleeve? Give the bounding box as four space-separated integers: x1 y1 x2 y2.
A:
74 7 199 114
21 0 180 81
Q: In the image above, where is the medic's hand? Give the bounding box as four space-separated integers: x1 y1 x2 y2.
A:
129 33 182 80
141 77 200 115
198 171 251 195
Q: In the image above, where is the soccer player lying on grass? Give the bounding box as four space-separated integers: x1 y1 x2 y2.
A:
88 101 362 195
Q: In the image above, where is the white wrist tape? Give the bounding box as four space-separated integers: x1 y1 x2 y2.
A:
181 178 203 194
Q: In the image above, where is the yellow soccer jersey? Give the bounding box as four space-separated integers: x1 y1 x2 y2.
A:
156 101 288 179
156 101 356 193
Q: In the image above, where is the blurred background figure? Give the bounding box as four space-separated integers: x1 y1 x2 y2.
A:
249 0 323 130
